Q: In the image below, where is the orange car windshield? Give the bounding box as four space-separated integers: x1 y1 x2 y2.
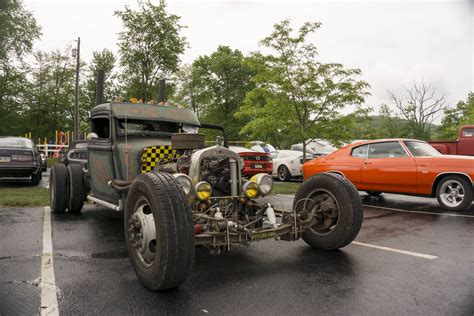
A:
404 141 442 157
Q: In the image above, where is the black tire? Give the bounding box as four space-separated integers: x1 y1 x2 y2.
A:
125 172 195 290
366 191 382 196
67 164 85 213
31 171 41 185
50 164 69 213
294 173 363 250
436 175 472 212
277 165 291 182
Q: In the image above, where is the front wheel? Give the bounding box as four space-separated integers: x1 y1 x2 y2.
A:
125 172 195 290
294 173 363 250
436 176 472 212
50 164 69 213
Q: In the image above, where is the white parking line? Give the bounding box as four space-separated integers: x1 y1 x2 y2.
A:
351 241 438 260
362 204 474 218
41 206 59 316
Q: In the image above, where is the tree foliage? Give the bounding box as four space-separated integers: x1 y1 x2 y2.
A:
82 49 119 115
437 92 474 139
236 20 370 147
0 0 41 136
115 0 186 101
388 81 446 140
24 49 76 138
186 46 255 140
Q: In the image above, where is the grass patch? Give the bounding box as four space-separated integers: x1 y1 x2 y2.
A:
0 187 49 207
47 157 59 167
272 182 301 195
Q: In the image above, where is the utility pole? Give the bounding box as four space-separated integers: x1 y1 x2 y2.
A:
73 37 80 140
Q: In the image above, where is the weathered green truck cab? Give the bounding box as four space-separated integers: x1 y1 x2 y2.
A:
49 101 363 291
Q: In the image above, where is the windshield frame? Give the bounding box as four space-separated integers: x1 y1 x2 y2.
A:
115 118 179 138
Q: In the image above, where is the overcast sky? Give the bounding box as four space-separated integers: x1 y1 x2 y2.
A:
23 0 473 116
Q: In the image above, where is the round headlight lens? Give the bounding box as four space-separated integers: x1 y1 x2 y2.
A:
194 181 212 201
173 173 192 196
242 181 259 199
250 173 273 196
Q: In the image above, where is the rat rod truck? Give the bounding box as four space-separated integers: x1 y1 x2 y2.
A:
49 102 363 290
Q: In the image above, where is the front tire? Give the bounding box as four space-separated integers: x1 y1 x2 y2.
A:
125 172 195 290
278 165 291 182
67 164 85 213
294 173 363 250
436 176 472 212
50 164 69 213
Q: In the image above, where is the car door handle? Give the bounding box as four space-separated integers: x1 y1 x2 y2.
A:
364 161 371 165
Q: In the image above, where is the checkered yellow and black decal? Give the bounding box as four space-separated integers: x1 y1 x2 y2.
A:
140 145 180 173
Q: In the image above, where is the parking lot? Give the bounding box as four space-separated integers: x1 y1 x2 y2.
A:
1 181 473 315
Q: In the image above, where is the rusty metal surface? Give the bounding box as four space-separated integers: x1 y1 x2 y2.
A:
91 102 200 126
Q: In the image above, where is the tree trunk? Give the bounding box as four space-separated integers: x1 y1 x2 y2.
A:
302 139 306 164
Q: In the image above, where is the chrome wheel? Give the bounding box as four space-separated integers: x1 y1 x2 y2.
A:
439 180 465 208
127 198 157 267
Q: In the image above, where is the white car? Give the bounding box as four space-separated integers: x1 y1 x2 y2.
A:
270 150 313 181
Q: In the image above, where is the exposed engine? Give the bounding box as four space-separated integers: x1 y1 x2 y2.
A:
200 157 231 196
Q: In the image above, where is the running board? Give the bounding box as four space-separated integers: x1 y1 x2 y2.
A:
87 195 123 211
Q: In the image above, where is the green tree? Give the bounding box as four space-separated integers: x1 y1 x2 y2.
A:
186 46 256 140
438 92 474 139
236 20 370 149
24 49 76 139
115 0 186 101
82 49 119 120
0 0 41 135
388 81 446 140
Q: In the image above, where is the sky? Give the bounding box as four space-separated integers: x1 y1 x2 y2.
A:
23 0 474 116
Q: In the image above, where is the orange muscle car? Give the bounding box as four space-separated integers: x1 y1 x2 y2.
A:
302 139 474 211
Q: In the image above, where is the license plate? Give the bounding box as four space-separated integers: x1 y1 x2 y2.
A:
0 156 11 163
253 164 263 169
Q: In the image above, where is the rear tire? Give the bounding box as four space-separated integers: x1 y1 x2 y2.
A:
125 172 195 290
50 164 69 213
67 164 85 213
278 165 291 182
436 175 472 212
294 173 363 250
366 191 382 196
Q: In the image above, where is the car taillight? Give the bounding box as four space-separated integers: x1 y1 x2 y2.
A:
11 154 33 161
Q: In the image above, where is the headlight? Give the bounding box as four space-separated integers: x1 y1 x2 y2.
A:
173 173 192 196
242 181 258 199
250 173 273 196
194 181 212 201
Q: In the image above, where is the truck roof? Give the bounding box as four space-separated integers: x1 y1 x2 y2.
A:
91 102 200 126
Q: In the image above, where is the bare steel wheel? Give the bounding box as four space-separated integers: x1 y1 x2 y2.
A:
127 198 157 267
294 173 363 250
436 176 472 212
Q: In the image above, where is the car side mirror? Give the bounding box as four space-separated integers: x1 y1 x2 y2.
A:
87 132 99 142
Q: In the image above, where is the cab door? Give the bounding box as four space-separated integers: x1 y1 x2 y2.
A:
87 116 120 203
361 141 417 193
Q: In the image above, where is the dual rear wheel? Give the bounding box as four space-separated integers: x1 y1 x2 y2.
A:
50 164 85 213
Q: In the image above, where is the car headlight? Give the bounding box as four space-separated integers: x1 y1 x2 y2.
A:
194 181 212 201
173 173 192 196
242 181 259 199
250 173 273 196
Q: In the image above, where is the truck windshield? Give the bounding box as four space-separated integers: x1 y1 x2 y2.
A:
116 119 178 137
404 141 442 157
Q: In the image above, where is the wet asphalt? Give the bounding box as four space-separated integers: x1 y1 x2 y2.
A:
1 183 473 315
